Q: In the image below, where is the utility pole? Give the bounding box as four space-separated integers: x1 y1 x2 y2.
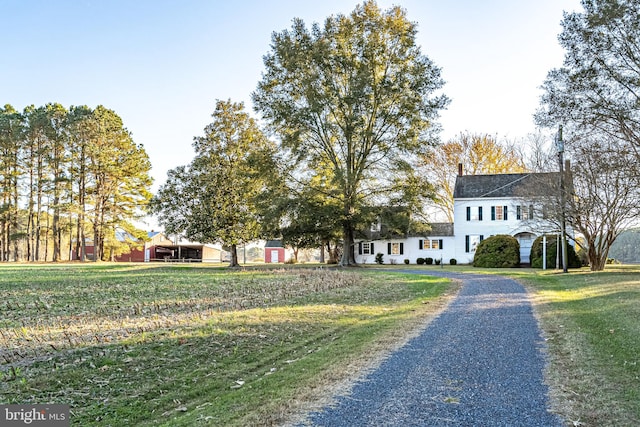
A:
556 125 569 273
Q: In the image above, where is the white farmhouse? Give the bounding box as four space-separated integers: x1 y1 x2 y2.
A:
355 169 565 265
356 223 455 265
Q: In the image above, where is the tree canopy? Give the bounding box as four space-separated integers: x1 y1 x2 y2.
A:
253 0 448 265
566 135 640 270
150 100 279 267
422 132 527 222
0 103 152 262
608 227 640 263
537 0 640 150
536 0 640 270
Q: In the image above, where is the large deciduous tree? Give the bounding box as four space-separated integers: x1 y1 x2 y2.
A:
522 134 640 271
537 0 640 149
150 100 279 267
422 132 527 222
277 171 344 263
253 1 448 265
536 0 640 270
565 135 640 270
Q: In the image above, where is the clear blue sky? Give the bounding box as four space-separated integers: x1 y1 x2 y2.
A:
2 0 581 194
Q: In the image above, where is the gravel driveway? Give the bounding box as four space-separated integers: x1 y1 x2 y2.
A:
302 271 564 426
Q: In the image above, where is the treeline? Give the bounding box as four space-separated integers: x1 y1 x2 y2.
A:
609 228 640 264
0 103 152 262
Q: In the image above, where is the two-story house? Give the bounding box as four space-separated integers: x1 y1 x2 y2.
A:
355 168 566 265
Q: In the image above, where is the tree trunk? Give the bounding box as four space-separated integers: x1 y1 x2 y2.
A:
229 243 240 267
587 242 606 271
44 210 50 261
1 189 7 261
11 175 18 261
326 241 335 263
339 223 357 266
52 191 61 261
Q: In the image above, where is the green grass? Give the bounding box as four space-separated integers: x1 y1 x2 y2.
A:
0 264 453 426
518 266 640 427
4 262 638 426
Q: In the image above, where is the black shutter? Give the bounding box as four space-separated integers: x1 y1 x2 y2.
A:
371 243 374 253
439 239 443 250
419 239 423 250
480 235 484 241
478 206 483 221
529 205 534 220
465 235 470 252
466 206 471 221
388 243 392 255
358 242 362 255
491 206 496 220
504 206 508 220
400 243 404 255
517 206 522 220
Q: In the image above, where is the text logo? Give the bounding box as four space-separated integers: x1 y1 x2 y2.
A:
1 405 69 426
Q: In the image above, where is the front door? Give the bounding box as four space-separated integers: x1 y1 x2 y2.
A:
515 233 535 264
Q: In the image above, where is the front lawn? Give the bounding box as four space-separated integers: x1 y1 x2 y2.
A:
0 264 453 426
520 266 640 427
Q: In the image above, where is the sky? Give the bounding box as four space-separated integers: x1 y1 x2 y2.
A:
2 0 582 201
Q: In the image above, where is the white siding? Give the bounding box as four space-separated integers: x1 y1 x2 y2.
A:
355 195 568 266
454 197 560 264
355 236 456 265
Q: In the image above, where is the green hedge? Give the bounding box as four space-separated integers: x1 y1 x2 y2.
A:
473 235 520 268
530 235 581 269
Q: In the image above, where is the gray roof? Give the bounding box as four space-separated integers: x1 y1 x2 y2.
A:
427 223 454 237
453 173 559 199
265 240 283 248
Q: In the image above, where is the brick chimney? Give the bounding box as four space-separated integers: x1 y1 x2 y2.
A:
458 163 463 176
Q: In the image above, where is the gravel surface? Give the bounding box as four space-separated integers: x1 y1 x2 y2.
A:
302 271 564 426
